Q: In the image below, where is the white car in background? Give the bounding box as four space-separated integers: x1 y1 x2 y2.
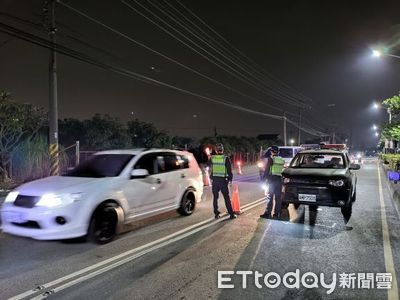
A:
258 146 302 179
1 149 203 244
278 146 303 167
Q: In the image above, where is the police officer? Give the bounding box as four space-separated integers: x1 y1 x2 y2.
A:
260 145 285 219
209 143 237 219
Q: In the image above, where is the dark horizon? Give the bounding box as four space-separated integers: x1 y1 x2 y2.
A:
1 0 400 148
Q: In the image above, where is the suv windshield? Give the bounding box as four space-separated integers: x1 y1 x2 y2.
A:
290 153 346 169
279 148 293 158
64 154 134 178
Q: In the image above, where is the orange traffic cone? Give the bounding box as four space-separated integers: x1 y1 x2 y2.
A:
203 167 211 186
231 184 241 214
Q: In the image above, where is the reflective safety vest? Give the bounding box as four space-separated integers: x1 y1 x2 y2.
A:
211 155 227 177
270 156 285 176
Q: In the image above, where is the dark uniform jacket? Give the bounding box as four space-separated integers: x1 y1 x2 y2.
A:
262 157 273 181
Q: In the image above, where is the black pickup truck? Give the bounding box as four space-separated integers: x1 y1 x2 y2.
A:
282 149 360 222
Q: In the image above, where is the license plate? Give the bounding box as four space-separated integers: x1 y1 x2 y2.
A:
3 211 27 223
298 194 317 202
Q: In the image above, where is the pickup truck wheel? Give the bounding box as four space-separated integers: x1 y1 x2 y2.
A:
89 203 119 244
178 190 196 216
341 204 352 224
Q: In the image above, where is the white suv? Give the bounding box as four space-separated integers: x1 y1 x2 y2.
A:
1 149 204 244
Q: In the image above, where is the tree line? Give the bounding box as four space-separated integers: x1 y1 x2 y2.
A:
0 91 277 183
381 94 400 148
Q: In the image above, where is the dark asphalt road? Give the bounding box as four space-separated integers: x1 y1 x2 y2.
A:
0 162 399 300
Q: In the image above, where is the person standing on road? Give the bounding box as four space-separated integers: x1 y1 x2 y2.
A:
260 145 285 220
209 143 237 219
259 147 272 180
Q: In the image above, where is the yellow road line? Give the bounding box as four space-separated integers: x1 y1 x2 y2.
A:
377 163 399 300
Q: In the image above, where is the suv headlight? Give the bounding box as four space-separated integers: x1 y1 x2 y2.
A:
329 179 345 187
257 161 264 168
4 191 19 203
36 193 83 208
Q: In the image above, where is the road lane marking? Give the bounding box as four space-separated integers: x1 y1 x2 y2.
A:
9 197 266 300
313 222 336 229
377 163 399 300
249 222 271 269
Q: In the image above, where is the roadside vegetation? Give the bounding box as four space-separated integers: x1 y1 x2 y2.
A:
379 94 400 170
0 90 278 187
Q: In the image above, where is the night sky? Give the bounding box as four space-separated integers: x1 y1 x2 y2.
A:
1 0 400 148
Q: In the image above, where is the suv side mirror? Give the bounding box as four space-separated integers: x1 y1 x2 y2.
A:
349 164 361 170
131 169 149 179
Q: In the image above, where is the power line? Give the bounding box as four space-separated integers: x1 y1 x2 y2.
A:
59 1 326 135
0 10 122 62
174 0 313 104
133 0 307 108
59 1 326 136
153 0 311 107
122 0 307 108
146 0 308 108
0 22 326 136
57 0 286 114
0 24 288 124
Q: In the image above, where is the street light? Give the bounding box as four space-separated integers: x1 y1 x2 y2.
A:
375 132 379 137
289 139 295 146
372 102 391 123
372 124 378 131
371 48 400 60
372 49 382 58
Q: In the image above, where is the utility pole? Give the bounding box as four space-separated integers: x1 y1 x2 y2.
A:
283 112 287 146
47 0 59 175
297 109 302 145
332 128 336 144
388 108 393 149
283 113 287 146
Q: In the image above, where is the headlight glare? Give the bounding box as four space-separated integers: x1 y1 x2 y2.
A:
36 193 82 208
36 194 62 207
329 179 345 187
5 191 19 203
